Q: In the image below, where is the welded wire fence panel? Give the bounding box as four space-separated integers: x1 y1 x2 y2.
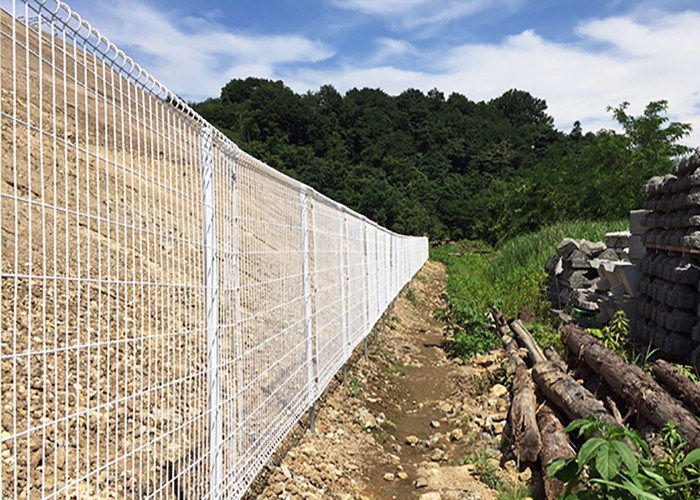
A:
1 1 428 498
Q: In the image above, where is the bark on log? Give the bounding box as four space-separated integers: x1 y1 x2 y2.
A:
544 345 567 373
510 320 546 364
503 335 542 463
562 325 700 449
532 360 617 425
537 404 575 500
651 359 700 417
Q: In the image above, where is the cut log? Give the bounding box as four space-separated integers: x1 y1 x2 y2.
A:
651 359 700 417
544 345 567 373
562 325 700 449
532 360 617 425
537 404 575 500
503 334 542 463
510 320 546 364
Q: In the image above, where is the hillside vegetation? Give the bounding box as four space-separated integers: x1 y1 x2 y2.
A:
192 79 691 244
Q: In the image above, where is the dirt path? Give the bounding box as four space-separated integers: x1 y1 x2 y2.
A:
253 261 534 499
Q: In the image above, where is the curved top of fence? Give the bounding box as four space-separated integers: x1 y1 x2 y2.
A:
23 0 423 240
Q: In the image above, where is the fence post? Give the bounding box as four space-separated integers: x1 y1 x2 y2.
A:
300 188 315 427
201 126 222 499
339 208 348 382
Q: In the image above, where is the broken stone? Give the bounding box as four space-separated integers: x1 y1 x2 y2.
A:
383 472 395 481
405 435 419 446
556 238 580 258
430 420 441 429
415 477 429 488
489 384 508 398
449 428 464 441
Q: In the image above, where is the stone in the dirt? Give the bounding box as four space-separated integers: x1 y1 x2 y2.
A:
471 353 498 367
383 473 395 481
415 477 429 488
397 472 409 480
430 449 445 462
489 384 508 398
449 428 464 441
280 464 292 479
272 482 285 495
406 435 420 446
357 408 377 429
419 493 442 500
430 420 441 428
439 401 454 414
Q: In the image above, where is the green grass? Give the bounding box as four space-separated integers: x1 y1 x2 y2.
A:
432 219 628 318
431 220 627 357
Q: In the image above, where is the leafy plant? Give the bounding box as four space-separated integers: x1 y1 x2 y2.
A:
588 310 630 359
549 418 700 499
405 287 418 305
434 297 497 359
674 364 699 383
348 377 365 398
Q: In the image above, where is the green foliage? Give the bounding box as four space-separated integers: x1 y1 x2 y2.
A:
526 321 563 354
193 77 691 244
674 364 699 383
588 310 630 359
434 298 497 359
347 377 365 398
549 418 700 499
405 287 418 305
431 220 627 320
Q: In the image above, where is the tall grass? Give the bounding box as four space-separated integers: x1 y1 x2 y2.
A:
432 219 628 319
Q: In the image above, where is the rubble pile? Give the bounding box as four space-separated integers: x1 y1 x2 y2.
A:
634 149 700 364
546 235 637 324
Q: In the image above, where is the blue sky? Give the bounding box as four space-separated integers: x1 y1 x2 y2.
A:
24 0 700 144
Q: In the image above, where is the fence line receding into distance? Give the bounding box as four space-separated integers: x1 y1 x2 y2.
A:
0 1 429 498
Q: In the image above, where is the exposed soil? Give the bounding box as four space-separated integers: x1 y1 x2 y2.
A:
254 261 536 499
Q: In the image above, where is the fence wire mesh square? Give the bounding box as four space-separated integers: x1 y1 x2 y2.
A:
0 1 428 498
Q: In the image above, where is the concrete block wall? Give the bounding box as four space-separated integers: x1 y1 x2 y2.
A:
633 149 700 366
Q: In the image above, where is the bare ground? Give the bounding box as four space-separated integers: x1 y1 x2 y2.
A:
253 261 536 500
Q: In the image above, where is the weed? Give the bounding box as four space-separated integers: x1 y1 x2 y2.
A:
388 362 407 376
434 297 497 359
587 310 630 359
549 418 700 499
526 321 564 354
372 347 387 359
406 287 418 305
498 484 532 500
675 364 699 383
348 377 365 398
386 315 401 330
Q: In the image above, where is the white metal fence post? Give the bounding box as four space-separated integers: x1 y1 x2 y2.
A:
201 126 222 499
301 188 314 407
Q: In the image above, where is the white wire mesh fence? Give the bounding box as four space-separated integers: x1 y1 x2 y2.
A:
0 1 429 498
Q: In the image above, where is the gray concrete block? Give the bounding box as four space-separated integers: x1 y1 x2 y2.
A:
664 309 697 334
628 235 646 262
556 238 580 258
580 240 607 257
630 210 651 234
605 231 631 248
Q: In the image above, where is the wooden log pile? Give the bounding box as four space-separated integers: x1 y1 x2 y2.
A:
491 310 700 499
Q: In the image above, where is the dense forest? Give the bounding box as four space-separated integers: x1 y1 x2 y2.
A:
191 79 692 243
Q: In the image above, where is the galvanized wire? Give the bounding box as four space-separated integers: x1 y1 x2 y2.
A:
0 1 429 498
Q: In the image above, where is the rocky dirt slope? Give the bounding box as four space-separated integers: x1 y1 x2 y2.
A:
251 261 535 499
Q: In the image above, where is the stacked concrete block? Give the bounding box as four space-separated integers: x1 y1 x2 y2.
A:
629 210 650 263
546 238 603 311
545 237 638 321
604 231 631 261
633 148 700 365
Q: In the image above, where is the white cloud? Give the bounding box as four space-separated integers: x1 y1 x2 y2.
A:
62 0 333 100
286 9 700 147
331 0 522 30
371 38 415 63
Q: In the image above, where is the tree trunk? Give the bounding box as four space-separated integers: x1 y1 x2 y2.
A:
510 319 546 364
537 404 575 500
503 334 542 463
562 325 700 449
651 359 700 417
532 360 617 425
